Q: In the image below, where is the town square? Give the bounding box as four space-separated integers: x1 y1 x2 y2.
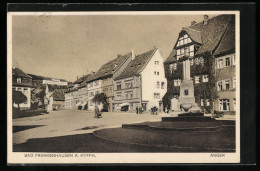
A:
9 11 238 162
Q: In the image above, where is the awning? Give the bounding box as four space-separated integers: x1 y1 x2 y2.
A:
75 102 82 106
119 103 130 107
82 102 88 106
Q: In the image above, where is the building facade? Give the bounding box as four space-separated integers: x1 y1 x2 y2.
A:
12 66 34 110
114 47 167 112
164 14 235 114
86 52 132 111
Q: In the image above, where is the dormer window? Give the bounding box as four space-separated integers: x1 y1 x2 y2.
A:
17 78 21 83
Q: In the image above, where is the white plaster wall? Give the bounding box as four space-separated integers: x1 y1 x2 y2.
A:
141 49 167 110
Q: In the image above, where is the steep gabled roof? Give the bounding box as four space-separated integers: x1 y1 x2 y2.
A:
74 74 90 84
164 49 177 64
12 67 31 78
90 52 132 81
182 27 202 44
190 15 234 55
165 15 235 64
214 17 235 55
115 47 157 80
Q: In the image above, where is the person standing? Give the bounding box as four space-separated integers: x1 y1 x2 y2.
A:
94 106 99 119
136 106 139 114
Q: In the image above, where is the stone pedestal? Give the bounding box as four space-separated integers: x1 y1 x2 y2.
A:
179 80 200 113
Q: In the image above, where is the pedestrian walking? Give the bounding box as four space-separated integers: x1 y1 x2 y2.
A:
136 106 139 114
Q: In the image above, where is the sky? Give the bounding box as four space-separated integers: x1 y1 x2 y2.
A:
12 13 216 82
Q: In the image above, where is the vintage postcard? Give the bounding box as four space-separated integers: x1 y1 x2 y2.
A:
7 11 240 164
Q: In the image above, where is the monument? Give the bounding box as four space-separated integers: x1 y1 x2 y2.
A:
164 57 201 118
178 58 201 113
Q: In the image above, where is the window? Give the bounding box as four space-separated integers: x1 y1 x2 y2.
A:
169 64 174 73
156 81 160 88
17 88 22 92
117 84 121 90
89 92 94 97
116 93 121 99
125 82 132 88
217 58 223 69
94 80 99 86
23 88 28 94
154 71 156 75
233 77 236 89
173 63 177 70
157 72 159 75
232 54 236 65
89 82 93 87
225 57 231 67
224 80 230 90
154 93 160 99
219 99 230 111
184 47 189 56
233 98 236 111
17 78 21 83
217 81 223 91
202 75 209 82
190 59 194 65
195 76 200 84
200 57 204 64
184 89 189 96
126 94 128 99
130 93 133 99
161 82 165 89
174 79 181 86
195 58 199 65
154 61 159 65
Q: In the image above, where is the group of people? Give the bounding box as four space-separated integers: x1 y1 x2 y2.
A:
136 107 144 114
151 106 158 115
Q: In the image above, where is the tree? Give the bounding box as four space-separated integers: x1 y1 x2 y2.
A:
92 93 108 109
13 90 27 110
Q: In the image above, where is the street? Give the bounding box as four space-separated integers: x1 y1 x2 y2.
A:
13 110 161 145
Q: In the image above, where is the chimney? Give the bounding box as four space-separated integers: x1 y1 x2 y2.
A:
191 21 196 26
131 49 135 60
203 15 209 25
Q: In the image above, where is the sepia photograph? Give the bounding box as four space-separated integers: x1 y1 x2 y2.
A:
7 11 240 164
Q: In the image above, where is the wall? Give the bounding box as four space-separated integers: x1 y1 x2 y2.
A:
42 79 68 86
87 79 102 111
113 76 141 112
141 49 167 111
214 53 236 113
